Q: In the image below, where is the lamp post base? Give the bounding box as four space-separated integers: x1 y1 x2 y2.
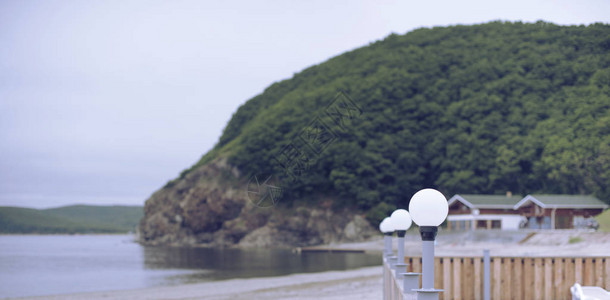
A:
413 288 443 300
388 256 398 269
400 272 421 292
395 263 408 278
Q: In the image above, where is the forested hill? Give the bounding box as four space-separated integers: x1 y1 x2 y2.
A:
140 21 609 247
0 205 143 234
207 21 609 206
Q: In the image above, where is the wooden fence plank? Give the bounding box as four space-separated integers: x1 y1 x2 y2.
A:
453 257 462 300
595 257 604 288
584 258 594 286
554 258 565 300
544 258 553 300
575 258 583 284
535 258 543 300
474 257 482 300
502 258 511 300
605 258 610 290
493 257 502 300
415 256 420 273
443 257 452 300
464 258 474 300
513 257 522 300
435 257 442 298
523 258 534 300
566 258 576 291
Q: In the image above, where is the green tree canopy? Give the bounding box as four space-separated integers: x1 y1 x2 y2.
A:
180 21 610 208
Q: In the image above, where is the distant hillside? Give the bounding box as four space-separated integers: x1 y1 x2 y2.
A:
140 21 610 247
0 205 143 234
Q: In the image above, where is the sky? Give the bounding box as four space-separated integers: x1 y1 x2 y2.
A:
1 0 609 209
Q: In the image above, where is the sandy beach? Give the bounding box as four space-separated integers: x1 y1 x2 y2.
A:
13 230 610 300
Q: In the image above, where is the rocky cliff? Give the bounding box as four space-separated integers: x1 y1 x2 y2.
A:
139 157 376 247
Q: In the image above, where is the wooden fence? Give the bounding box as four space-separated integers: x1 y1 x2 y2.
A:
390 256 610 300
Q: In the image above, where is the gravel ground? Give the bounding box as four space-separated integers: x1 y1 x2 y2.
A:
322 230 610 257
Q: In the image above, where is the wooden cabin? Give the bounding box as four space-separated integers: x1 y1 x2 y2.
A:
446 194 607 230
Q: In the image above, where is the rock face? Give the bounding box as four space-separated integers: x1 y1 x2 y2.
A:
138 158 376 247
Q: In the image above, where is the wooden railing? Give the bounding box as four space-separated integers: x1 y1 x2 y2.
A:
385 256 610 300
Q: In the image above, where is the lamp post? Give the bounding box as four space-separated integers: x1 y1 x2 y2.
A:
379 217 394 257
409 188 449 300
379 216 394 300
390 209 412 277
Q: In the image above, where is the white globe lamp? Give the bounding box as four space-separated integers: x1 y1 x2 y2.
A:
379 217 394 233
390 209 412 232
379 217 393 257
409 188 448 227
408 188 448 296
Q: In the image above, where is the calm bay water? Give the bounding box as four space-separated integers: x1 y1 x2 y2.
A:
0 235 380 298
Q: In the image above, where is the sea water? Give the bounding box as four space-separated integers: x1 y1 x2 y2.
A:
0 235 380 298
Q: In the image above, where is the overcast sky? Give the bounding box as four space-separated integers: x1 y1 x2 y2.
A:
1 0 608 208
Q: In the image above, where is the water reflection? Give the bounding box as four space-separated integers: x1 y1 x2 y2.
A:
142 246 381 281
